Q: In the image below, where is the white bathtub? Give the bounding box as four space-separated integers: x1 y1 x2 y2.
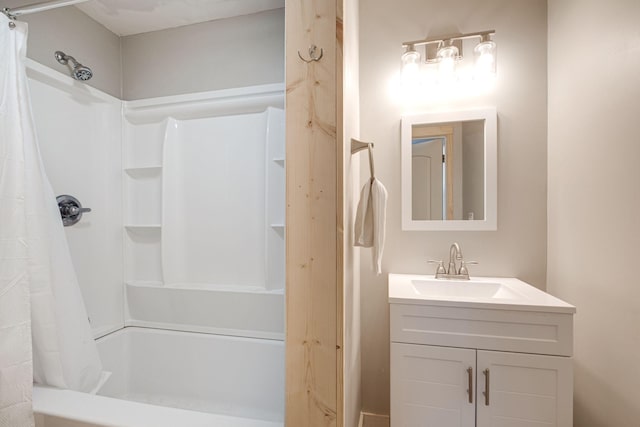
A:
34 327 284 427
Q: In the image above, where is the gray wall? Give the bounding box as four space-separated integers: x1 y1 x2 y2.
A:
359 0 548 415
4 0 122 98
343 0 362 424
121 8 284 100
4 2 284 100
547 0 640 425
343 0 362 425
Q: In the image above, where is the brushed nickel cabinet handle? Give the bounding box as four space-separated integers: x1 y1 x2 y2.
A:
483 369 490 406
467 367 473 403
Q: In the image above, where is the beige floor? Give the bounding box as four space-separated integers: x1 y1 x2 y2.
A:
362 413 390 427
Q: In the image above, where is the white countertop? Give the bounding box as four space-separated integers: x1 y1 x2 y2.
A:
389 273 576 314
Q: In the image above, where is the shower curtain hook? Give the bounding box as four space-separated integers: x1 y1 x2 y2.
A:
2 8 17 29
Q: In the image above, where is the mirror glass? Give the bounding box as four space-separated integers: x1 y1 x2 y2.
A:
401 108 497 231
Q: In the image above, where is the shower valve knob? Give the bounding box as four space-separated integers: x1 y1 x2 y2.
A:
56 195 91 227
61 205 91 216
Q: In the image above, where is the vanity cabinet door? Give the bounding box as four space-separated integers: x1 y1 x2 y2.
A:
391 343 476 427
476 350 573 427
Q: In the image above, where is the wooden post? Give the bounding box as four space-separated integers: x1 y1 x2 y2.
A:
285 0 344 425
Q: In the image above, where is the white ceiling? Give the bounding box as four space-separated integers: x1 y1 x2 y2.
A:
74 0 284 36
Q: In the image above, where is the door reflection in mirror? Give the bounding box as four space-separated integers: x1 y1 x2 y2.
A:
411 120 485 221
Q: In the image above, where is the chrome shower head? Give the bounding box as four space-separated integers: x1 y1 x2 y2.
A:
72 64 93 81
54 50 93 81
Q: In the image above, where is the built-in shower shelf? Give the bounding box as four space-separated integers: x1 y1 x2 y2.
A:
125 224 162 230
124 165 162 173
125 280 163 288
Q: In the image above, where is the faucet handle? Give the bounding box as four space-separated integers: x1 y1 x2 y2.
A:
458 261 478 278
428 260 447 277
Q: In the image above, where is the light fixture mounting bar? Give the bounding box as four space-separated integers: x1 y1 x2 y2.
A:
402 29 495 49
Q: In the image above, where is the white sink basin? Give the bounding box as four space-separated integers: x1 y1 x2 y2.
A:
411 278 523 300
389 274 576 313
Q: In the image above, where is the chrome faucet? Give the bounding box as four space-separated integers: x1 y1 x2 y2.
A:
448 242 463 276
429 242 476 280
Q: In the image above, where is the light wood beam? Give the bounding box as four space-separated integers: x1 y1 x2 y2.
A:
285 0 344 425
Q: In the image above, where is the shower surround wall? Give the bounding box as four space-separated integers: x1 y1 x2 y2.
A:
27 59 124 338
123 89 285 339
17 5 287 424
26 53 286 342
18 3 286 341
27 45 286 427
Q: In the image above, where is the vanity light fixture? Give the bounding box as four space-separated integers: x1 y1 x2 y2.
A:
401 30 496 82
436 41 460 82
401 44 421 84
474 34 497 78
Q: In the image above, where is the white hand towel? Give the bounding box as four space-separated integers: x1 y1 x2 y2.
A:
354 177 388 274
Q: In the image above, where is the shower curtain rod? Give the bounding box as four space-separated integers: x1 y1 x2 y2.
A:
3 0 90 19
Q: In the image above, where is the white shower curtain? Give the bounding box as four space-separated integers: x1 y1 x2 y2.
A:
0 14 102 426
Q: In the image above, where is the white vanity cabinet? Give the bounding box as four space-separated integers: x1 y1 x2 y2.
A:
391 343 476 426
389 274 576 427
391 343 573 427
475 349 572 427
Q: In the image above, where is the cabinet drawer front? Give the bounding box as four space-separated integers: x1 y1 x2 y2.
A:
391 343 475 427
476 350 573 427
390 304 573 356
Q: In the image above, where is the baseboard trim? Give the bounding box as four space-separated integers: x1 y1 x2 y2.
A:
360 412 390 427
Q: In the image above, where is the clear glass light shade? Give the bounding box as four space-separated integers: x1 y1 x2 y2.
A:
401 48 421 82
436 45 459 82
474 40 497 77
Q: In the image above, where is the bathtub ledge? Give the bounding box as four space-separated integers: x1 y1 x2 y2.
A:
34 387 282 427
